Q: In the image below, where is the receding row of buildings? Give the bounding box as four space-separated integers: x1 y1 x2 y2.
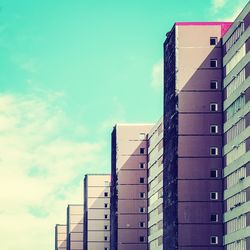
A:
55 2 250 250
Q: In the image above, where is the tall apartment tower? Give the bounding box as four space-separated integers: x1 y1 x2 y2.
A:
147 118 164 250
84 174 111 250
163 22 231 250
67 205 84 250
110 124 154 250
222 2 250 249
55 224 67 250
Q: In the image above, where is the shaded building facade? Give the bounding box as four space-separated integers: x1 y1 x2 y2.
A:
163 22 231 250
110 124 154 250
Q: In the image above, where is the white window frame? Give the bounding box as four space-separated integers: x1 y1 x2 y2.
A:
210 125 218 134
210 192 219 200
210 103 218 112
210 236 218 245
210 59 218 68
210 147 219 156
210 37 218 45
211 214 219 222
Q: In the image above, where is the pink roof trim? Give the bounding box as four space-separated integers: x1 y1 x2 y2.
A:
175 22 232 26
175 22 232 37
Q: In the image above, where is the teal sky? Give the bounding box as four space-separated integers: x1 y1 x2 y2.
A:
0 0 248 249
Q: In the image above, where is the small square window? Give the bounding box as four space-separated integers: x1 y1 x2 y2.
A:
104 214 108 219
210 80 218 89
104 192 108 197
104 225 108 230
210 147 218 156
139 236 145 242
139 222 146 228
104 248 108 250
210 214 219 222
139 162 145 169
140 177 145 184
210 192 218 200
210 103 218 112
210 37 217 45
139 133 146 140
139 207 146 213
210 125 218 134
140 148 145 154
210 170 218 178
104 236 108 241
210 236 218 245
210 59 218 68
140 192 146 198
104 203 108 208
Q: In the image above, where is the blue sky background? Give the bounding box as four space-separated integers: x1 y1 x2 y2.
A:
0 0 248 249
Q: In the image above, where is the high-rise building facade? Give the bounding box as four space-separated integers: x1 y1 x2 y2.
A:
55 224 67 250
222 2 250 249
84 174 111 250
110 124 153 250
147 118 164 250
67 205 84 250
163 22 231 250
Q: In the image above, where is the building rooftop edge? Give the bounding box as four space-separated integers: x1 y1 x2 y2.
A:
175 21 233 26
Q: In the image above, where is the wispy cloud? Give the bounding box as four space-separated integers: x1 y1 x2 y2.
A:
0 92 104 250
211 0 248 21
151 59 163 91
212 0 228 12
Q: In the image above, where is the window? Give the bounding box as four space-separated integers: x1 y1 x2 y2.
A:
140 177 145 184
210 59 218 68
139 133 146 140
104 248 108 250
140 207 146 213
139 236 145 242
104 203 108 208
210 37 217 45
104 236 108 241
140 148 145 154
210 103 218 111
104 225 108 230
210 80 218 89
210 236 218 245
210 192 218 200
139 162 145 169
139 222 146 228
211 214 219 222
104 214 108 219
210 125 218 134
210 170 218 178
140 192 146 198
104 192 108 197
210 147 218 156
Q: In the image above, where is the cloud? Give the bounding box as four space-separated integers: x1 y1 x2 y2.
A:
151 59 163 90
212 0 228 12
0 92 104 250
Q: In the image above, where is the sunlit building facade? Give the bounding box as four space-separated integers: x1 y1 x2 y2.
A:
84 174 111 250
222 2 250 250
55 224 67 250
67 205 84 250
147 118 164 250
